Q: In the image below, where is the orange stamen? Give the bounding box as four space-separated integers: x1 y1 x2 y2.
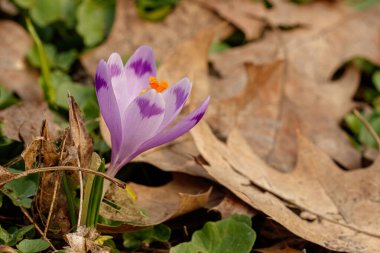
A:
149 76 168 93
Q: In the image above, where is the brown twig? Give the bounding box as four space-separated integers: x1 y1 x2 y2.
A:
353 109 380 149
0 166 126 188
43 179 59 237
20 207 56 251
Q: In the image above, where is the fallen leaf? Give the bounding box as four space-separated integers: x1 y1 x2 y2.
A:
255 243 303 253
67 94 93 168
0 245 18 253
0 166 15 184
0 102 60 145
98 173 214 233
64 226 111 253
198 0 351 44
190 121 380 252
81 0 225 77
210 193 256 219
208 4 380 170
0 21 42 102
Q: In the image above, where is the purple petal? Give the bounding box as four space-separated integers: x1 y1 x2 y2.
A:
125 46 156 96
158 78 191 132
108 90 165 176
128 96 210 162
106 53 140 114
95 60 122 154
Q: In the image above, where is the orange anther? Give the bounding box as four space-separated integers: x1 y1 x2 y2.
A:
149 76 168 93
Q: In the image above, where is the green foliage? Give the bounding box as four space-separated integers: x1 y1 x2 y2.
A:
136 0 180 21
123 224 171 250
26 18 56 108
1 170 39 208
50 71 99 119
86 159 106 227
209 42 231 54
28 43 77 72
0 225 34 246
170 215 256 253
16 239 50 253
76 0 116 47
29 0 79 28
0 86 20 110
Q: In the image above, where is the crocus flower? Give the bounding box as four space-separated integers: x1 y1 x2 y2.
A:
95 46 210 177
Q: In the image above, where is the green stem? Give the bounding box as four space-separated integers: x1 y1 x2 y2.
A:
86 160 105 227
62 172 77 229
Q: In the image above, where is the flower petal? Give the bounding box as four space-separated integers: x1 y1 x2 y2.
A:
106 53 133 112
130 96 210 160
95 60 122 153
109 90 165 176
158 77 192 132
124 45 156 97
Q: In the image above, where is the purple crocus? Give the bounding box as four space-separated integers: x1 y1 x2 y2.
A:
95 46 210 177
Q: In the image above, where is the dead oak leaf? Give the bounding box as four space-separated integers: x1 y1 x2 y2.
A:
191 121 380 252
80 0 225 77
0 102 60 145
208 4 380 170
98 173 213 233
197 0 352 45
0 21 42 102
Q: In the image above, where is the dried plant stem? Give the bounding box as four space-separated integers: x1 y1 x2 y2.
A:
20 207 56 251
353 109 380 148
43 178 59 236
77 160 84 229
0 166 125 188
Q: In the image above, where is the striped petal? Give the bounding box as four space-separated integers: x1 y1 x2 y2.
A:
124 46 156 99
158 78 192 132
106 53 133 113
95 60 122 154
108 90 165 176
129 96 210 160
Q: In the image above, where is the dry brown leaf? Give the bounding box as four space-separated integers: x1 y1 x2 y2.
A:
198 0 351 44
191 121 380 252
255 243 303 253
98 173 213 233
0 245 18 253
0 166 15 184
210 193 256 219
64 226 111 253
80 0 225 77
0 21 42 102
67 95 93 168
0 102 60 145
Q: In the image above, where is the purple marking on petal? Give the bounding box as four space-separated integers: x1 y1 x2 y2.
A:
172 86 188 110
129 59 153 77
136 97 164 118
191 111 206 123
110 64 121 77
95 74 108 91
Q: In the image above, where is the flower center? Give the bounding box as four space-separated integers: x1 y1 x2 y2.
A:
149 76 168 93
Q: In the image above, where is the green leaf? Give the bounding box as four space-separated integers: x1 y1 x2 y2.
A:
0 225 12 245
26 18 56 108
16 239 50 253
13 0 33 8
86 159 106 227
359 115 380 148
28 43 77 72
50 70 99 119
344 113 362 136
1 172 39 208
30 0 79 28
8 225 34 246
136 0 180 21
0 86 19 109
123 224 171 250
373 71 380 92
209 42 230 54
76 0 115 47
170 215 256 253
